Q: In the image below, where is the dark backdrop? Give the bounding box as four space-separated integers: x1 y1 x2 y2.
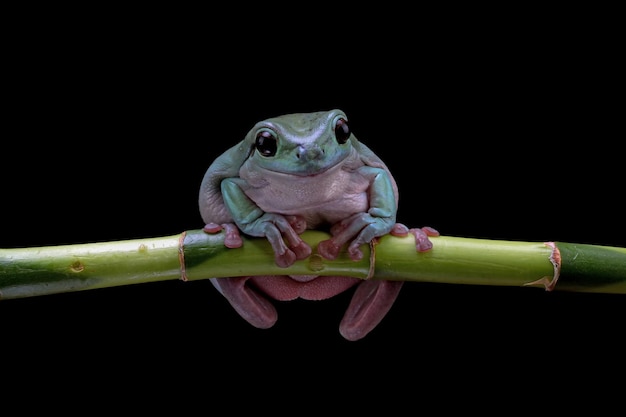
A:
2 18 623 411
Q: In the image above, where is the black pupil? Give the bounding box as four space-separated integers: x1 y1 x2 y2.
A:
335 118 350 144
255 131 277 156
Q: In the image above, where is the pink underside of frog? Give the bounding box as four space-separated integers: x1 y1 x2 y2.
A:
202 222 439 341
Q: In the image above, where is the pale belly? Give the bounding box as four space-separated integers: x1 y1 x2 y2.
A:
241 164 371 228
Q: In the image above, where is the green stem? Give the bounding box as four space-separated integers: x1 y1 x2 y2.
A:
556 242 626 293
1 229 625 300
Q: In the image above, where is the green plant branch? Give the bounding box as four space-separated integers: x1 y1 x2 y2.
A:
1 229 625 300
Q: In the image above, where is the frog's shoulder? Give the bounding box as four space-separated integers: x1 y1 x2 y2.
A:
350 137 388 170
199 139 254 223
202 141 251 184
349 136 398 201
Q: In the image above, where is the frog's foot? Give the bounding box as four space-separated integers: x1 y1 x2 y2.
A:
391 223 440 252
202 222 243 248
272 243 312 268
317 239 342 261
318 213 395 261
262 216 312 268
272 244 311 269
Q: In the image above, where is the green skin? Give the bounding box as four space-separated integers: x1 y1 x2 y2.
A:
198 109 437 341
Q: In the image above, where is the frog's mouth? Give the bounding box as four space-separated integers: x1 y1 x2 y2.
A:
210 275 403 341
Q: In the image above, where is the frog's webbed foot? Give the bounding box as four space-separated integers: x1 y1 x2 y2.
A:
318 213 395 261
264 224 311 268
391 223 440 252
317 239 343 261
204 216 311 267
203 222 243 248
318 220 440 260
252 213 312 268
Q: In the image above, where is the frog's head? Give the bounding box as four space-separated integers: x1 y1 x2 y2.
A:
243 109 355 176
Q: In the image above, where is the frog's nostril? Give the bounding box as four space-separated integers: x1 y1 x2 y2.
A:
297 145 323 161
296 145 305 159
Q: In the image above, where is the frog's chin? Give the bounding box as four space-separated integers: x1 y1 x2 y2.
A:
211 275 403 341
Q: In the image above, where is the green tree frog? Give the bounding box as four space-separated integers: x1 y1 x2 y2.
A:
199 109 438 341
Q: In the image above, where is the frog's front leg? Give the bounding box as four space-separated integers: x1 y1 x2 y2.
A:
318 166 397 261
222 178 311 267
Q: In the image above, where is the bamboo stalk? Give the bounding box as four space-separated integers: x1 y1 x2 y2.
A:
1 229 625 300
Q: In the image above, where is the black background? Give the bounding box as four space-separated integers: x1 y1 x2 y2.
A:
2 10 623 412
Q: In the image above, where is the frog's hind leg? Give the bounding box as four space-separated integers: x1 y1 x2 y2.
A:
209 276 277 329
339 280 404 341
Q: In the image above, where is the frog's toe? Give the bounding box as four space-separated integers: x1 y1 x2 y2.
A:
409 226 440 252
329 221 348 235
317 239 341 260
422 226 440 237
202 222 222 233
390 222 410 236
347 243 364 261
275 249 297 268
202 222 243 248
221 223 244 248
290 241 312 260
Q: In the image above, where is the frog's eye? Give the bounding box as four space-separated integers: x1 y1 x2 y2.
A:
334 117 351 144
255 130 278 157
